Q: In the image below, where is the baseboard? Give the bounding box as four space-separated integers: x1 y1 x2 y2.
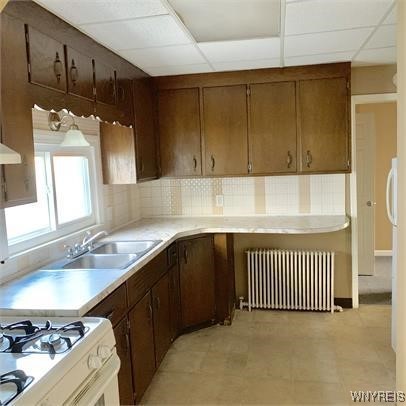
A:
335 298 352 308
375 250 392 256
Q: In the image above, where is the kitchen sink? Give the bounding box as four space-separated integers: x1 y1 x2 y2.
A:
91 240 161 256
63 254 138 270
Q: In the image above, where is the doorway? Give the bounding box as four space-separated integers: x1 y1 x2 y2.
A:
351 94 397 307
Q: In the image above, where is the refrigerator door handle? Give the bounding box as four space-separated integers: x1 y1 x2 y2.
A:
386 167 396 226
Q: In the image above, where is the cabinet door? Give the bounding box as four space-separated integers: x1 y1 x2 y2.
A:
114 318 134 406
116 75 133 127
298 77 350 173
178 236 216 329
95 61 116 105
26 26 66 93
66 46 94 101
1 13 36 207
129 291 156 403
203 85 248 176
100 122 136 184
152 272 172 367
158 88 201 177
249 82 297 174
133 79 159 180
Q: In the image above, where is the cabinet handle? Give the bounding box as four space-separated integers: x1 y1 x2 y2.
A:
287 151 293 168
193 156 197 171
210 155 215 171
70 59 78 86
53 52 63 84
125 332 130 352
155 296 161 310
183 246 188 264
109 76 116 100
148 303 153 322
306 150 312 168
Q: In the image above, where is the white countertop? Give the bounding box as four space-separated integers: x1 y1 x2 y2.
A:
0 215 349 317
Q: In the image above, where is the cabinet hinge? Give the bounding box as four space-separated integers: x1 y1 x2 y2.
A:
347 159 351 169
246 87 251 96
248 162 252 173
346 80 350 89
127 318 131 331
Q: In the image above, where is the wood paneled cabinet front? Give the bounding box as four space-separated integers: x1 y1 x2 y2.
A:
65 46 94 101
158 88 202 177
133 79 159 180
178 235 216 330
94 61 116 106
298 77 350 173
25 25 67 93
129 291 156 403
203 85 249 176
249 82 297 174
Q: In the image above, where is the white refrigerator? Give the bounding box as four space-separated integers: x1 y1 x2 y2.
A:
386 157 398 351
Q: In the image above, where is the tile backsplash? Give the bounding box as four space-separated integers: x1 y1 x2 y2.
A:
139 174 346 217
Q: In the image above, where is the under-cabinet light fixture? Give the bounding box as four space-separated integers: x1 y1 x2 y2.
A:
48 112 90 147
0 142 22 164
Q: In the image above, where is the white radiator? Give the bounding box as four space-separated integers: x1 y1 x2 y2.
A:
242 249 338 313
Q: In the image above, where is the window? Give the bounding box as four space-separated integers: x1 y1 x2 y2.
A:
4 140 98 254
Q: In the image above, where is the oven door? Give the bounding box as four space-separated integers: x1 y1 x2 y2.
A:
64 354 120 406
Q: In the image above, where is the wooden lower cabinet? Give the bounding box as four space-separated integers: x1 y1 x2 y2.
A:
168 264 181 341
114 317 134 406
129 291 156 403
178 235 216 330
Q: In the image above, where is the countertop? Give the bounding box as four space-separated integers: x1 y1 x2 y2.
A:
0 215 350 317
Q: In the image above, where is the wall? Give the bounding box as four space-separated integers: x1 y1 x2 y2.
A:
138 174 346 217
356 102 397 251
351 65 397 95
0 110 141 284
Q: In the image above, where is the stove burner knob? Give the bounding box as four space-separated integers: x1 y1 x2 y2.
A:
88 354 103 370
97 345 112 359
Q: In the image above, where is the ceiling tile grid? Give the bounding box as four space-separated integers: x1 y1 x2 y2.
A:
34 0 397 76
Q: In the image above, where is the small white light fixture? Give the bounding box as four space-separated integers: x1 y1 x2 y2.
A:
0 142 22 164
48 112 90 147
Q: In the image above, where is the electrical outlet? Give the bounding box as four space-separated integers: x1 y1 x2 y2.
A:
215 195 224 207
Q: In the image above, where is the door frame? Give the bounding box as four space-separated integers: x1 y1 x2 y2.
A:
350 93 397 308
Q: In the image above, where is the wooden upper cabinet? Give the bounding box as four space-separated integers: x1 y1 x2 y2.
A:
249 82 297 174
116 75 133 127
95 61 116 105
298 77 350 173
203 85 248 176
133 79 159 180
158 88 202 177
66 46 94 101
25 25 66 93
100 122 136 184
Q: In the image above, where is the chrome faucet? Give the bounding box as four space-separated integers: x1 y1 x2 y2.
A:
64 230 108 259
81 230 108 251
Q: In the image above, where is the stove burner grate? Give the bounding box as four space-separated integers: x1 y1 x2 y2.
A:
0 369 33 406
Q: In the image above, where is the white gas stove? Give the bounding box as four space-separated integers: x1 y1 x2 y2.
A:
0 317 120 406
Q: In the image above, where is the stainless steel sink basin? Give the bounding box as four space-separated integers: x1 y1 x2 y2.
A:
63 254 138 270
91 240 161 255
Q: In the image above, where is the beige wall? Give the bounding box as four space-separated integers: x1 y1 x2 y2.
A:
233 228 353 300
351 65 397 95
356 102 397 251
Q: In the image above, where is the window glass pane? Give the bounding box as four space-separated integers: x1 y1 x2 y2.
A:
53 156 92 224
5 155 51 242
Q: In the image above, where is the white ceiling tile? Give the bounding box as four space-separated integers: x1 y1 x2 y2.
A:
34 0 167 25
145 63 213 76
168 0 280 42
213 59 280 72
120 45 205 68
285 0 395 35
365 25 396 49
198 38 280 63
284 51 354 67
353 47 396 65
285 28 373 57
80 15 191 50
383 5 396 24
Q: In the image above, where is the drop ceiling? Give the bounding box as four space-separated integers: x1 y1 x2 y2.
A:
34 0 397 77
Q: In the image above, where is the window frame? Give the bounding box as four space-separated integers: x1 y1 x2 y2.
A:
1 129 102 256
